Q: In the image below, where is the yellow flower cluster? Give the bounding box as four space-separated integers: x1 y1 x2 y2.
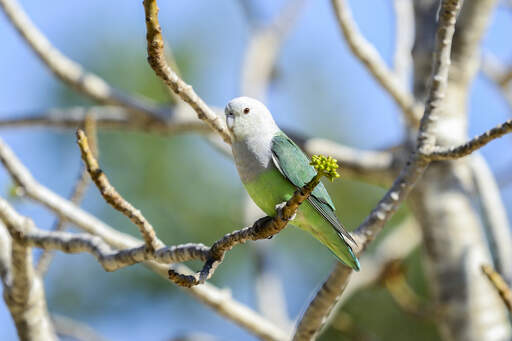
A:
310 155 341 181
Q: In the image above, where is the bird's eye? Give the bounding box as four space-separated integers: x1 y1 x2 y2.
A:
243 107 250 114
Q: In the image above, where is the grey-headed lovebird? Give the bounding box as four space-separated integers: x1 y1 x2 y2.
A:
225 97 360 270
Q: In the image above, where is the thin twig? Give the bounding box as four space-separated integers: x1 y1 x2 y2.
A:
331 0 421 127
481 265 512 312
36 114 97 276
52 314 110 341
76 128 163 251
427 119 512 160
379 260 436 320
241 0 306 100
339 216 421 304
0 106 213 135
470 154 512 284
142 0 231 144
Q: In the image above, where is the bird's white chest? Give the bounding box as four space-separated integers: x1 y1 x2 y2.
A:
232 136 275 184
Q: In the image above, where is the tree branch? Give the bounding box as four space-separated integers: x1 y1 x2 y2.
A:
427 119 512 160
36 114 97 276
339 216 421 304
0 219 57 341
0 198 209 271
0 0 165 122
331 0 421 127
0 220 11 287
0 106 211 135
470 154 512 284
51 314 110 341
241 0 306 100
293 1 463 339
142 0 232 144
481 265 512 312
76 128 163 251
299 137 397 183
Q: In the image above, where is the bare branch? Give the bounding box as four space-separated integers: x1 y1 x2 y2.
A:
470 154 512 284
300 137 396 183
0 137 288 341
293 1 463 338
482 265 512 312
52 314 110 341
142 0 232 144
0 219 57 340
36 114 97 276
331 0 421 127
0 0 165 122
427 119 512 160
0 221 11 287
76 128 163 251
241 0 306 100
340 216 421 303
0 198 208 270
0 105 213 135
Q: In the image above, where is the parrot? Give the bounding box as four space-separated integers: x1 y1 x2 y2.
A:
225 96 360 270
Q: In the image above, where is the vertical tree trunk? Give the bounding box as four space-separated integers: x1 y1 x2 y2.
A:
411 1 511 340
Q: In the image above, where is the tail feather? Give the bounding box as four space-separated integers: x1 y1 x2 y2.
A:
330 239 360 271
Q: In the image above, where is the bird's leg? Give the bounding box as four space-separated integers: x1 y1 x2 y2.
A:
252 216 275 239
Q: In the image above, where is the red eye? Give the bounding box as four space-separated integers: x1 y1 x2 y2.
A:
243 107 250 114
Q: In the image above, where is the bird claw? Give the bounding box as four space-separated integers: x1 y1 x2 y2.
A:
275 202 296 221
254 215 273 229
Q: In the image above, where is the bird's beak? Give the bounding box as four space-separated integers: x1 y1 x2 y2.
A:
226 113 234 130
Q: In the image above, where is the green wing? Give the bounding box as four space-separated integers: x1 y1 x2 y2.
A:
270 132 356 245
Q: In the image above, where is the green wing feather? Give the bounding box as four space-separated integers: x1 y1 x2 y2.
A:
270 132 356 246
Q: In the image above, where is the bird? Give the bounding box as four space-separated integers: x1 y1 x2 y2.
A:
225 96 360 270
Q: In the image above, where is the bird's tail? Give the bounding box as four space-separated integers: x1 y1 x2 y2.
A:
328 237 360 271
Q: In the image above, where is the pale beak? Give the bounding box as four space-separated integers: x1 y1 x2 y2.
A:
226 113 234 130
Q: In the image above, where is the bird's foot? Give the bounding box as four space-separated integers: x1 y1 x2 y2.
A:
275 202 296 221
254 215 273 228
253 216 275 239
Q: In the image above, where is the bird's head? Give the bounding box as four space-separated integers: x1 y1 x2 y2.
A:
225 97 279 141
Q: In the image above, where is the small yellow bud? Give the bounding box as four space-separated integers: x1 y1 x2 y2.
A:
310 154 341 181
